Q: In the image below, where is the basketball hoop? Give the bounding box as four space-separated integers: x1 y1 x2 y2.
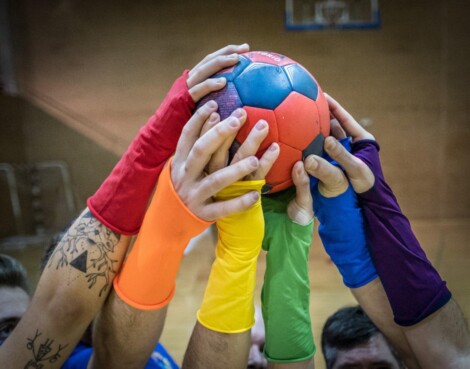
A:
315 0 349 26
285 0 381 31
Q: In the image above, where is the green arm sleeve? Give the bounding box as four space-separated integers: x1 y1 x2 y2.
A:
261 189 315 363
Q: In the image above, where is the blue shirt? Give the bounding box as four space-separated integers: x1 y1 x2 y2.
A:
62 342 179 369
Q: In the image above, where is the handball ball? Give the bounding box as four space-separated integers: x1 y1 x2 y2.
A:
197 51 330 193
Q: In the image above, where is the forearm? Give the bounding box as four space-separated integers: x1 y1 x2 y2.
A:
351 140 470 366
311 174 419 365
351 278 421 369
0 209 131 369
262 217 315 364
185 181 264 369
353 140 451 325
88 71 194 235
260 189 315 365
114 159 211 310
312 184 377 288
184 322 251 369
268 361 314 369
89 291 168 369
403 299 470 369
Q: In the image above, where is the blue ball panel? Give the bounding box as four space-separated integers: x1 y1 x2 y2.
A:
234 63 292 109
216 55 251 82
284 64 319 101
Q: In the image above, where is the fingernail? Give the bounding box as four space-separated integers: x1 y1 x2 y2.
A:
207 100 217 109
249 157 258 167
209 112 219 123
255 120 267 130
242 43 249 48
229 117 240 128
231 108 245 119
251 191 260 201
325 138 336 150
269 143 278 151
307 156 318 170
217 77 226 85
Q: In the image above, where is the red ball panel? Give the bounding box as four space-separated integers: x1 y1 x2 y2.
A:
274 92 320 150
243 51 296 67
236 106 278 153
264 142 302 193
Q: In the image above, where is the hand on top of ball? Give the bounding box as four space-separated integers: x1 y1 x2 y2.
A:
171 101 262 222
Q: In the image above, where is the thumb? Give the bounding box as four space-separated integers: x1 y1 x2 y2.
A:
287 162 314 225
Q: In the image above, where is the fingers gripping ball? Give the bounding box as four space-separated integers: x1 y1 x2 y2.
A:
197 51 330 193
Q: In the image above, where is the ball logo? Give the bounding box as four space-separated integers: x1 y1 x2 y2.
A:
258 51 283 62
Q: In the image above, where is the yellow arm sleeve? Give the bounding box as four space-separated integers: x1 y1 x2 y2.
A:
197 180 265 333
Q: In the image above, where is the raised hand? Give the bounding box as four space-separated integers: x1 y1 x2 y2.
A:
171 102 263 221
187 44 250 102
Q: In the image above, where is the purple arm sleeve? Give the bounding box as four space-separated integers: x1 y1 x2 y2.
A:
352 139 451 326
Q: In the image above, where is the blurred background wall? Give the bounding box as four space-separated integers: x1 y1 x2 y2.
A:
0 0 469 367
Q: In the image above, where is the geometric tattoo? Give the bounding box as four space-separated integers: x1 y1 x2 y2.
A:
24 330 68 368
47 211 121 297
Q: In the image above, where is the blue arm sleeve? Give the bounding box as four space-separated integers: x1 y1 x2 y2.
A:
310 137 378 288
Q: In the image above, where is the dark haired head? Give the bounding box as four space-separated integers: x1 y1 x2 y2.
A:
0 254 29 293
321 306 402 368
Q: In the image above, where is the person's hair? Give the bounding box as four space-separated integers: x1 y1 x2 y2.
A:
0 254 29 293
321 305 402 368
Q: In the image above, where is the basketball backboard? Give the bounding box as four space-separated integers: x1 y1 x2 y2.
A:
285 0 381 30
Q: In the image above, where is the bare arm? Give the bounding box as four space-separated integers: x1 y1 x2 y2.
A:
183 107 280 368
351 279 420 369
315 94 470 369
89 292 167 369
259 163 316 369
306 121 421 369
403 297 470 368
185 322 252 369
88 43 254 369
0 209 131 369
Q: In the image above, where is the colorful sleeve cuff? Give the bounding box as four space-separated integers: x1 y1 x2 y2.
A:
262 192 315 362
352 139 451 325
114 158 211 310
197 180 265 333
87 70 194 235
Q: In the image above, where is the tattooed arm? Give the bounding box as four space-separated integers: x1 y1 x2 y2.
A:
0 209 131 369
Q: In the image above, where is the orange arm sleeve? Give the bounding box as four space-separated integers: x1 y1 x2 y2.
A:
114 158 212 310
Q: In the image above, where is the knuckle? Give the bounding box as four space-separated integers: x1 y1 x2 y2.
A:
222 45 235 54
190 69 201 82
207 79 219 89
205 52 216 61
215 121 229 135
195 107 205 118
191 141 205 158
215 55 229 68
210 171 225 188
242 196 253 209
195 105 210 118
181 122 193 137
299 173 310 186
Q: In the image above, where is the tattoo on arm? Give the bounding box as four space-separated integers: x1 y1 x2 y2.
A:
24 330 68 369
47 211 121 297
